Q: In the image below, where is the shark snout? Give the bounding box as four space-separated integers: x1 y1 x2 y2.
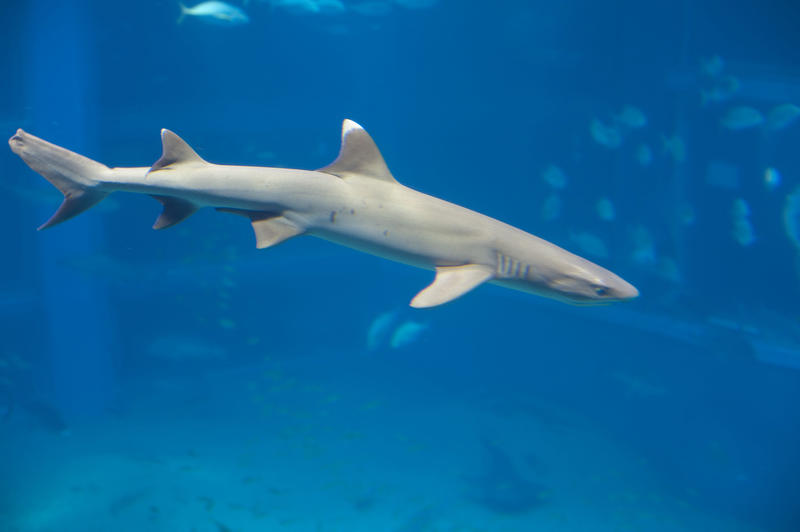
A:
611 277 639 300
588 267 639 302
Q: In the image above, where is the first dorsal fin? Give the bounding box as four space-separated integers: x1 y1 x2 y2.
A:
149 129 208 173
317 120 398 183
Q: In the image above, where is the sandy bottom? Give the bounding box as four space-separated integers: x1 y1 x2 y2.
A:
0 354 758 532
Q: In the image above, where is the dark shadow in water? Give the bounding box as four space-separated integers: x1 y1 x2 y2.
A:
465 437 548 515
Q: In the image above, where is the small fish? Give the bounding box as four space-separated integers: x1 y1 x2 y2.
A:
315 0 347 14
394 0 439 8
350 1 393 16
661 134 686 163
766 103 800 130
613 105 647 129
390 321 428 349
655 257 681 284
700 75 740 106
732 218 756 247
595 197 615 221
782 187 800 249
540 193 561 222
569 231 608 259
731 198 750 218
635 143 652 166
366 310 398 350
590 118 622 149
700 54 725 78
731 199 755 247
270 0 321 15
147 334 227 361
630 225 656 265
721 106 764 130
764 167 781 190
541 164 567 189
178 1 249 25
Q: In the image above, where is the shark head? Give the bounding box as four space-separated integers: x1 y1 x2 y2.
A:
491 236 639 306
543 259 639 305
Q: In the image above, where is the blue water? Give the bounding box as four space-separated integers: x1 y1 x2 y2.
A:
2 1 799 530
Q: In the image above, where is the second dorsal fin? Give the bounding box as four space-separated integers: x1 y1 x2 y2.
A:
149 129 208 173
317 120 398 183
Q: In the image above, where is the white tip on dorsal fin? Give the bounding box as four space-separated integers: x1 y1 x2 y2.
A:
149 129 208 173
317 120 398 183
410 264 495 308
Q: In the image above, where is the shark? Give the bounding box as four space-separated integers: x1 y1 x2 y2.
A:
8 120 638 308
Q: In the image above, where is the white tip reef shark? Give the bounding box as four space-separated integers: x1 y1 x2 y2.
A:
8 120 638 308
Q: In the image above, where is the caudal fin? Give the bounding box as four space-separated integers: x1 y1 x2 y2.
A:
177 3 188 24
8 129 110 230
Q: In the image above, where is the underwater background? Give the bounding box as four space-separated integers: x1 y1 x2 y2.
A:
1 0 799 530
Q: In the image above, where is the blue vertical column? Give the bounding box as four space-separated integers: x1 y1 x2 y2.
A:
25 0 114 419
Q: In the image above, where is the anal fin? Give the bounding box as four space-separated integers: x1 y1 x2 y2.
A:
151 195 199 229
410 264 494 308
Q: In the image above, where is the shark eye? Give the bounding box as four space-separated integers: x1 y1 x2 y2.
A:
593 286 609 296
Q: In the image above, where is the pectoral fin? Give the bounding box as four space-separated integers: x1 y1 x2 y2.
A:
410 264 494 308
